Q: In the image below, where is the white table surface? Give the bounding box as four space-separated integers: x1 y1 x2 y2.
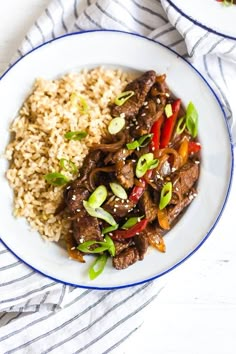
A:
0 1 236 353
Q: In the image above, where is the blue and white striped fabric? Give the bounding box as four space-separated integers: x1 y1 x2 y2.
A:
0 0 236 352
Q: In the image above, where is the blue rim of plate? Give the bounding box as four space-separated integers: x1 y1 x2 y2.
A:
166 0 236 41
0 29 234 290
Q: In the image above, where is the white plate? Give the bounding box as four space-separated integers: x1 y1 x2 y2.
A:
0 30 233 289
166 0 236 40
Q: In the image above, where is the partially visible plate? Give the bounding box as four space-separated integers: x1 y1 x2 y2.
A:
0 30 233 289
166 0 236 40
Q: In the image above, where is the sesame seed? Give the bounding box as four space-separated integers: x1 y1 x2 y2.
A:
76 209 80 212
114 205 119 208
69 230 73 233
143 101 148 106
71 195 76 200
114 208 117 212
165 93 170 97
70 247 76 250
195 160 200 164
156 98 161 104
141 113 146 117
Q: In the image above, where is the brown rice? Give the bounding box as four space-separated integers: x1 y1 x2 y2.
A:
5 67 131 241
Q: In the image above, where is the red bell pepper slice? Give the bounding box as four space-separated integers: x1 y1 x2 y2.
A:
129 169 153 204
188 141 201 154
159 99 181 149
150 115 164 152
111 219 148 240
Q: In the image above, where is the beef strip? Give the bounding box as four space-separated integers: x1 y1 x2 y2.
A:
114 240 133 256
80 150 103 181
72 214 103 245
64 186 90 215
112 246 140 270
134 231 149 260
131 97 164 138
104 148 133 165
167 188 197 225
138 190 158 222
111 70 156 118
172 161 199 197
116 160 134 189
103 196 135 218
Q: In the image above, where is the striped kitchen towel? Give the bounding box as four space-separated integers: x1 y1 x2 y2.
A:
161 0 236 62
0 0 236 353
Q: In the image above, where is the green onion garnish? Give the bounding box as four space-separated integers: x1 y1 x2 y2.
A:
126 140 140 150
126 133 153 150
89 253 108 280
136 153 159 178
44 172 69 186
159 182 173 210
102 224 119 235
64 131 87 140
83 201 117 226
59 158 78 174
223 0 233 5
176 116 186 135
114 91 135 106
121 216 143 229
108 117 125 135
77 235 115 256
88 185 107 208
164 103 173 118
70 93 88 113
109 182 127 200
186 102 198 138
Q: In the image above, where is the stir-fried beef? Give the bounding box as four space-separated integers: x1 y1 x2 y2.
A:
132 98 164 138
116 160 134 189
172 161 199 197
72 214 103 245
138 190 158 222
113 246 140 270
134 231 149 260
111 70 156 118
64 186 90 214
103 196 135 218
114 240 133 256
61 70 201 274
168 188 197 225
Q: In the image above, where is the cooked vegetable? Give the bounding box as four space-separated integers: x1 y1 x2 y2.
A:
121 216 143 229
109 182 128 200
111 219 148 240
150 115 164 152
164 103 173 118
44 172 69 186
78 235 115 256
159 182 173 210
89 253 108 280
186 102 198 138
88 185 107 208
126 134 153 150
114 90 134 106
136 153 159 178
176 116 186 135
108 116 125 134
64 131 88 140
102 224 119 235
188 141 201 154
59 158 78 174
83 201 117 226
160 99 181 148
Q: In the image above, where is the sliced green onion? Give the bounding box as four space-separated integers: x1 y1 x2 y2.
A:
44 172 69 186
77 235 115 256
223 0 233 5
126 134 153 150
186 102 198 138
159 182 173 210
104 235 116 257
108 117 125 135
138 133 153 147
164 103 173 118
59 158 78 174
78 241 108 254
88 185 107 208
89 253 108 280
109 182 127 200
70 93 88 113
64 131 87 140
136 153 159 178
121 216 144 229
176 116 186 135
102 224 119 235
114 90 134 106
126 140 140 150
83 201 117 226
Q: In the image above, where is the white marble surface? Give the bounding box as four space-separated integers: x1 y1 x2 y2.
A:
0 1 236 353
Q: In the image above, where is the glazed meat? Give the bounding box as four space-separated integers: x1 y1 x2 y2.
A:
72 214 103 245
116 160 134 189
111 70 156 118
113 246 140 270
